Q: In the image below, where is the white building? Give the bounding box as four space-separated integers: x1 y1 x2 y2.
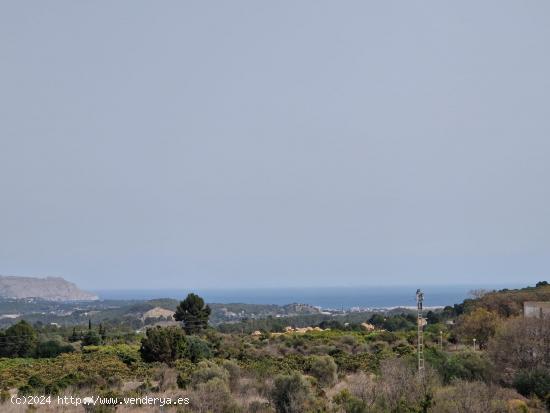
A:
524 301 550 318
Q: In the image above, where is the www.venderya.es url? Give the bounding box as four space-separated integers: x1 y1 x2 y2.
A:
11 395 191 407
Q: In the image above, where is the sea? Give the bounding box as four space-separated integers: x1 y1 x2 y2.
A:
93 284 522 310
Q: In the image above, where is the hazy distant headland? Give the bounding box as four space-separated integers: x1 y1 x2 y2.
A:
0 275 98 301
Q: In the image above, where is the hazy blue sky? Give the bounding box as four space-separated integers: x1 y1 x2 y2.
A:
1 2 549 289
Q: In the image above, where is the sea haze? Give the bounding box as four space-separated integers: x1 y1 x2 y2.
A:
93 284 523 309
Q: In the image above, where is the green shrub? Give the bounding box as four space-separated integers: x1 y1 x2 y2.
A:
184 335 212 362
271 372 313 413
44 382 61 395
308 355 337 387
17 385 33 396
339 335 358 346
221 359 241 391
81 331 102 346
369 341 389 354
392 341 415 357
139 326 187 363
0 352 136 390
190 377 239 413
442 351 492 383
375 331 399 344
333 389 369 413
0 389 10 403
513 368 550 408
35 340 74 358
19 375 45 395
83 344 140 365
190 361 229 387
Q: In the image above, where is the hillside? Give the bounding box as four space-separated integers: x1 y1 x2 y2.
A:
457 281 550 317
0 275 98 301
0 296 327 328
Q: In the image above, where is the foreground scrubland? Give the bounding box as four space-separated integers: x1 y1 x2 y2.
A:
1 283 550 412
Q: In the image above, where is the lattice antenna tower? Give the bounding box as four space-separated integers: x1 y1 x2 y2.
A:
416 288 425 376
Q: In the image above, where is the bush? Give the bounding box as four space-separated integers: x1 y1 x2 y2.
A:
369 341 390 354
513 368 550 408
81 330 102 346
271 372 313 413
19 375 45 395
83 344 140 365
431 380 519 413
35 340 74 358
184 335 212 362
139 326 187 363
221 359 241 391
442 351 492 384
190 361 229 387
0 389 10 403
308 355 337 387
375 331 399 344
333 389 369 413
392 341 415 357
339 335 358 346
190 377 240 413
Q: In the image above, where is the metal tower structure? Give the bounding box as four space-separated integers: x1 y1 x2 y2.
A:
416 289 425 376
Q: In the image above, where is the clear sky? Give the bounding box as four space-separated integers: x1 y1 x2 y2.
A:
1 2 549 289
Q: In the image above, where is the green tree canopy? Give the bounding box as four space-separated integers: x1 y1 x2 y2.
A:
140 326 187 363
81 330 101 347
455 307 500 349
1 320 37 357
174 293 211 334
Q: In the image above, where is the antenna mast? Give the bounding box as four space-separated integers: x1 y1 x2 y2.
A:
416 288 425 376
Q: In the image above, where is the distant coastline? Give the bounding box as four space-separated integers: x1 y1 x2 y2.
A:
92 284 524 310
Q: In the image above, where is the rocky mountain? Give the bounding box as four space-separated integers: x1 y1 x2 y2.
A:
0 275 98 301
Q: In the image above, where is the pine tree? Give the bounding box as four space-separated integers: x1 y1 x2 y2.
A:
174 293 211 334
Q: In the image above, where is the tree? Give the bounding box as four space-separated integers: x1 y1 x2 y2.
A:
174 293 211 334
68 327 80 342
426 310 441 324
455 308 499 349
140 326 187 363
1 320 37 357
488 316 550 385
469 289 489 299
368 314 385 327
81 330 101 346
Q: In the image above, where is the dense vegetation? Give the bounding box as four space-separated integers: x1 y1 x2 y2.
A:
0 286 549 412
